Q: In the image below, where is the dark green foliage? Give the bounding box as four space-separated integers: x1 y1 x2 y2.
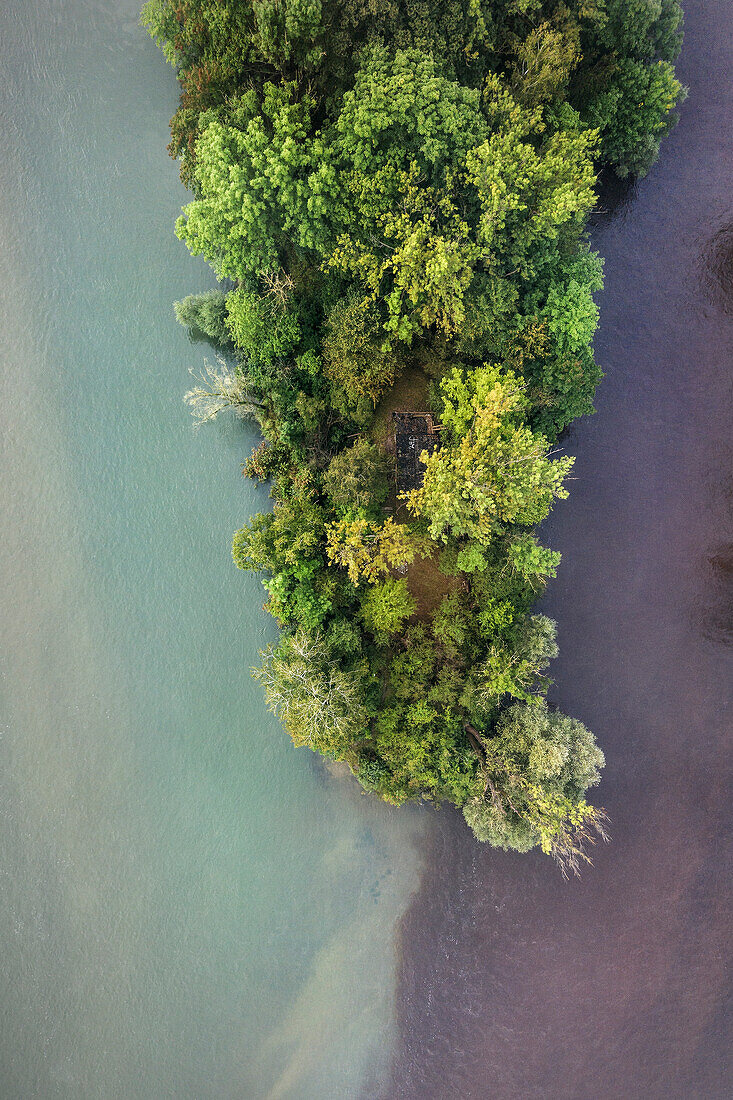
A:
520 246 605 436
323 438 391 515
583 58 685 178
596 0 684 62
146 0 683 866
322 297 402 408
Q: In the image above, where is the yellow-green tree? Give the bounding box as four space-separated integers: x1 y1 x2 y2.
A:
405 365 574 543
326 517 421 585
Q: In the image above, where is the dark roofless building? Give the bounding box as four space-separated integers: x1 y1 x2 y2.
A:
393 412 441 494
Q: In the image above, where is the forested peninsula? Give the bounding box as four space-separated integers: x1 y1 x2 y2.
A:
144 0 684 874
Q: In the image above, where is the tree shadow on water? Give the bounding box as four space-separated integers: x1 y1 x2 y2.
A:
588 169 639 232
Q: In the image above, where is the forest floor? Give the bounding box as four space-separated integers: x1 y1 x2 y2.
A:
405 551 456 621
370 365 431 449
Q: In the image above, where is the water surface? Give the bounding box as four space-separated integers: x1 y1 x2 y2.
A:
0 4 422 1097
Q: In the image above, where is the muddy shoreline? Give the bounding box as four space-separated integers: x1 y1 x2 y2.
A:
383 3 733 1097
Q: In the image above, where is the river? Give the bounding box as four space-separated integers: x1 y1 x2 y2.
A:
386 2 732 1097
0 3 423 1097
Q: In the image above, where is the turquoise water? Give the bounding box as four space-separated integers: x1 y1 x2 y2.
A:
0 3 422 1097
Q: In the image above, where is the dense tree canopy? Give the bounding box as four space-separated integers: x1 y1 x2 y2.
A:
146 0 685 866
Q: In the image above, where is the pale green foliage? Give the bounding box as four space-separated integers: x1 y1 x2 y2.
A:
254 631 370 758
406 365 574 543
463 795 537 852
464 699 607 874
233 489 324 574
454 542 489 574
328 166 477 342
184 359 263 426
544 276 601 359
174 290 230 346
359 577 416 644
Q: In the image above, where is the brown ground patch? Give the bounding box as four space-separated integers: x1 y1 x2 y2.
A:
405 551 456 621
370 366 431 449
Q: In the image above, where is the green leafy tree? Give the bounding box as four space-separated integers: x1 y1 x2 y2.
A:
251 0 326 73
324 46 487 341
519 247 604 436
322 297 401 407
365 623 480 803
254 631 371 758
507 534 562 587
466 76 598 280
460 614 559 720
596 0 683 62
373 703 480 804
464 699 607 875
405 365 574 543
323 437 391 515
233 483 336 628
359 577 416 644
226 286 301 366
175 84 327 278
509 20 581 107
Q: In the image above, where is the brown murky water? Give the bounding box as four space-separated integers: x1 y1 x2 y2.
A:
385 3 733 1097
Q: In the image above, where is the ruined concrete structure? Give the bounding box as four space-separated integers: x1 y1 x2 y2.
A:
392 412 441 494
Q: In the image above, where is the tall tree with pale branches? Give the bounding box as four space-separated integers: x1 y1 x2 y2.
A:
254 631 371 759
184 358 265 426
